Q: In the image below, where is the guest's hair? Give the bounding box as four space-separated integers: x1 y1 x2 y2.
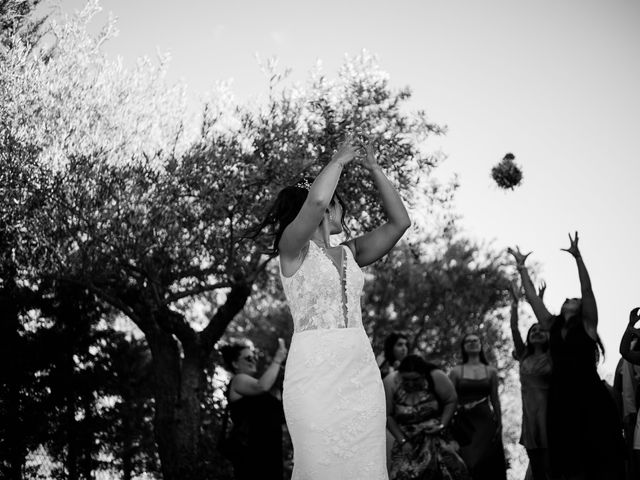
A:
383 332 409 364
397 354 439 393
460 333 489 365
556 304 605 364
220 343 249 373
249 179 349 256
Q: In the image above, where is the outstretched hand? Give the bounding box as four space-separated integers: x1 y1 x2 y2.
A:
537 281 547 300
359 137 381 172
627 308 640 334
561 231 581 258
274 338 288 364
507 246 531 268
332 135 359 166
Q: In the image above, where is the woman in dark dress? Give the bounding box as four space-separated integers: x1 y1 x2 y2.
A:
510 232 625 480
449 334 507 480
221 339 288 480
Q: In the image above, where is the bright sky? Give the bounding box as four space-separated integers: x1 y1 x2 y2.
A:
54 0 640 376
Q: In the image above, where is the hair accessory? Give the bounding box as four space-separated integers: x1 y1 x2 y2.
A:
295 178 312 191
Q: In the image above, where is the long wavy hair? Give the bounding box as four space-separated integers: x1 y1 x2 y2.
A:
460 333 489 365
249 180 349 256
219 343 249 374
557 300 605 364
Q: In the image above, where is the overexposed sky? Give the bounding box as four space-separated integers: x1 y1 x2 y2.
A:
54 0 640 375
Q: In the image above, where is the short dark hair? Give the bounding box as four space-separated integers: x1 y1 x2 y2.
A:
397 354 439 392
220 343 250 373
383 332 409 364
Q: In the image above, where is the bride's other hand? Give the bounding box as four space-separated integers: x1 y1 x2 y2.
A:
332 135 358 166
360 138 381 172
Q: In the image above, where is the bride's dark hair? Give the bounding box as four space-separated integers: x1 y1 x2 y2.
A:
250 179 349 256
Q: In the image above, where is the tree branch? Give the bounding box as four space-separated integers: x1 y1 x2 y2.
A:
66 277 146 329
164 282 232 304
154 306 198 348
200 283 252 350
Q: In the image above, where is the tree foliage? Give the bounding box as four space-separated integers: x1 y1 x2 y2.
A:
1 3 453 478
0 1 536 478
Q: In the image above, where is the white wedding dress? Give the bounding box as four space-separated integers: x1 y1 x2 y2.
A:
280 241 388 480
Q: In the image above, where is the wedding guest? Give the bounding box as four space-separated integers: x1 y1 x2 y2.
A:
510 233 625 480
449 333 507 480
385 354 470 480
220 339 287 480
509 282 552 480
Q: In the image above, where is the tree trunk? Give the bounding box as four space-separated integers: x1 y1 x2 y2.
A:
121 398 133 480
135 283 251 479
66 358 78 480
0 302 27 480
147 328 207 480
0 277 23 479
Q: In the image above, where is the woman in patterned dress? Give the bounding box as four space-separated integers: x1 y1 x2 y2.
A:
384 354 470 480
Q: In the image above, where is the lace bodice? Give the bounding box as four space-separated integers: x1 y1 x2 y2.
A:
279 241 364 333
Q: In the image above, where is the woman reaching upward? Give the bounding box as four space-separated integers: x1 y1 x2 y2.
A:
255 135 411 479
509 232 625 480
508 282 552 480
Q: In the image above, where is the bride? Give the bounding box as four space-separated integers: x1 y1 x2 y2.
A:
256 136 411 479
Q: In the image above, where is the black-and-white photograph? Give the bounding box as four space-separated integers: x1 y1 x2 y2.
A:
2 1 639 479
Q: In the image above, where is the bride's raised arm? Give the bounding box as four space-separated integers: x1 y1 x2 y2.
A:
345 140 411 267
279 139 358 260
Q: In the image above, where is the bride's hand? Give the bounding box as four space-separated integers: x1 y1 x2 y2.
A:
359 137 382 172
332 135 358 166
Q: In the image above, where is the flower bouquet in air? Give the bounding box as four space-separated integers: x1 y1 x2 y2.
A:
491 153 523 190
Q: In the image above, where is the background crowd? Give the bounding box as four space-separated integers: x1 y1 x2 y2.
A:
220 232 638 480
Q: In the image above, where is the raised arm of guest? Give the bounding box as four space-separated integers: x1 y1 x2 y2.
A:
344 140 411 267
621 357 639 425
509 281 526 360
228 339 288 399
620 308 640 365
508 246 554 329
561 232 598 340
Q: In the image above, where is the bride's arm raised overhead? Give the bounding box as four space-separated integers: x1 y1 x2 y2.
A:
278 138 358 260
344 140 411 267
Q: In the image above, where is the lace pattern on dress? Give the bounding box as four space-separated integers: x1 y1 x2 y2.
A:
280 242 364 332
